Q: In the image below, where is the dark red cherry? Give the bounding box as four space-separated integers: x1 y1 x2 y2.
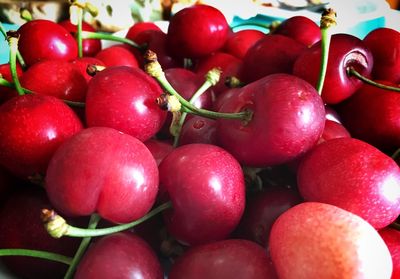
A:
95 44 139 68
18 19 78 66
20 59 88 102
318 119 351 144
223 29 265 59
166 4 229 59
159 144 245 246
217 73 325 167
144 139 174 166
363 27 400 83
293 33 373 104
85 66 167 142
178 116 218 146
297 137 400 229
59 19 102 57
169 239 278 279
239 34 306 83
74 232 163 279
0 94 83 178
126 21 162 42
272 15 321 47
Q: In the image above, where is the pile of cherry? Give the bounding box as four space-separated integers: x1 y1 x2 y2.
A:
0 2 400 279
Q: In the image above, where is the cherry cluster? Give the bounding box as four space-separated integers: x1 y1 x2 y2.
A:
0 2 400 279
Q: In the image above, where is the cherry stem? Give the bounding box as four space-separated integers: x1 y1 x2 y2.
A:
391 222 400 231
44 201 172 239
347 67 400 92
145 51 252 122
172 68 221 147
20 8 33 22
63 214 101 279
392 148 400 160
0 76 85 108
76 7 84 58
0 249 72 265
316 8 337 95
80 31 145 50
0 23 26 69
6 31 24 96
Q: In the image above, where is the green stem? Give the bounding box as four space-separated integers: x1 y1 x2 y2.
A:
81 31 144 50
77 7 83 58
63 214 101 279
391 222 400 231
65 201 172 238
316 27 331 95
347 67 400 92
7 33 24 96
0 23 26 69
0 249 72 265
392 148 400 160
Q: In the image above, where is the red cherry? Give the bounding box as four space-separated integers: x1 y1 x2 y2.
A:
74 232 163 279
270 202 393 279
18 19 78 66
379 227 400 279
0 94 83 178
45 127 159 224
178 116 218 146
159 143 245 246
223 29 265 59
85 66 167 142
239 34 306 83
144 139 174 166
59 19 102 57
95 44 139 68
169 239 278 279
272 16 321 47
293 33 373 104
318 119 351 144
297 137 400 229
20 60 88 102
126 21 161 42
0 62 23 103
70 56 106 82
217 73 325 167
166 4 229 59
363 27 400 83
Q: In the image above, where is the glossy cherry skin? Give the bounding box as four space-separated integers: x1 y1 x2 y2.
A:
70 56 106 82
95 44 139 68
363 27 400 83
20 59 88 102
74 232 163 279
0 62 23 103
144 138 174 166
272 16 321 47
85 66 167 142
126 21 161 42
59 19 102 57
18 19 78 66
159 143 245 246
0 94 83 178
0 186 83 279
379 227 400 279
223 29 265 59
169 239 278 279
239 34 306 83
166 4 229 59
233 186 303 248
297 137 400 229
318 119 351 144
45 127 159 224
217 73 325 167
293 33 373 104
179 116 218 146
336 82 400 153
270 202 392 279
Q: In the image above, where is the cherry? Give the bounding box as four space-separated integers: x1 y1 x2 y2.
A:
17 19 78 66
363 27 400 83
238 34 306 83
74 232 163 279
293 33 373 104
158 143 245 246
59 19 102 57
270 202 393 279
318 119 351 143
0 94 83 178
85 66 167 142
272 15 321 47
144 139 174 166
223 29 265 59
95 44 139 68
217 73 325 167
336 82 400 152
297 137 400 229
125 21 162 42
379 227 400 279
45 127 159 224
0 186 83 279
178 116 218 146
0 62 23 103
169 239 278 279
19 60 88 102
166 4 230 59
70 56 106 82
